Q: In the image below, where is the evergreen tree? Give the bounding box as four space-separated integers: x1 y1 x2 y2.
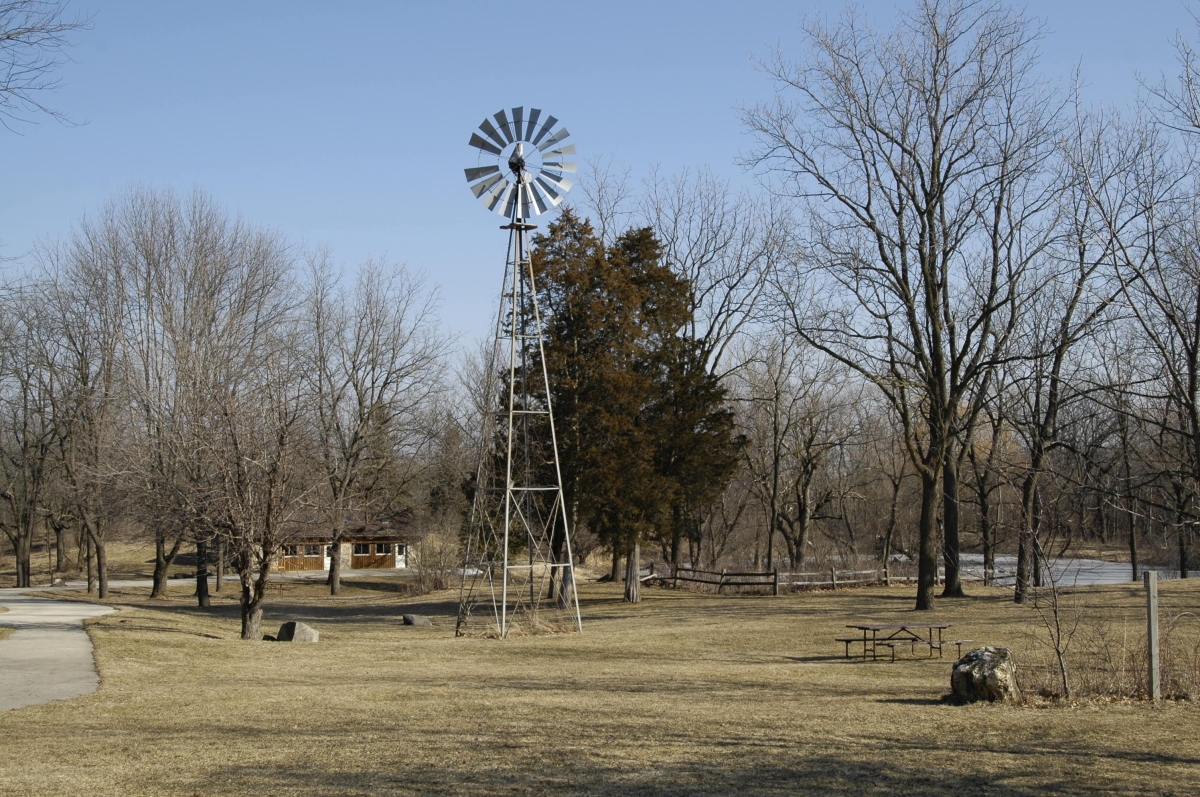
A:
534 211 743 602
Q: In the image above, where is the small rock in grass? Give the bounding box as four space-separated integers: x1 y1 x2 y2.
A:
950 646 1020 703
262 634 277 642
402 614 432 626
276 621 319 642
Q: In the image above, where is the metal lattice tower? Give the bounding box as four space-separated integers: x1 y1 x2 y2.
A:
456 107 582 637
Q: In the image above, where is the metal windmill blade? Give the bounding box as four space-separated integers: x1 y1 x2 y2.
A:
464 107 577 218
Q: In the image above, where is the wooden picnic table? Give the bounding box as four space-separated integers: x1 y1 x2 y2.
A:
839 622 955 661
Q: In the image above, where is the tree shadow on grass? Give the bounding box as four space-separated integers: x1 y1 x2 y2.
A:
783 654 858 663
875 696 945 706
185 747 1137 797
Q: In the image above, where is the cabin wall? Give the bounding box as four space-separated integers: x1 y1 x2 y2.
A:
278 543 327 572
278 540 409 571
350 541 407 569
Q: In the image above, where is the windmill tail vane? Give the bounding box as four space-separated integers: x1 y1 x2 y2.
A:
457 106 583 638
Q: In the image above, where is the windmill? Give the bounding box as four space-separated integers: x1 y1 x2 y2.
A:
456 107 583 637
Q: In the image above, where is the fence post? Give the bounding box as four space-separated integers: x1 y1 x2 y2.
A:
773 567 779 596
1145 570 1160 701
830 567 837 590
717 568 726 594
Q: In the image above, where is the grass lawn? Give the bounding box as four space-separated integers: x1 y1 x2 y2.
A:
0 574 1197 796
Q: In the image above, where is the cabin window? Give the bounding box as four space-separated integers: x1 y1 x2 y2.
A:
304 544 321 557
376 543 393 555
353 543 371 556
282 545 298 557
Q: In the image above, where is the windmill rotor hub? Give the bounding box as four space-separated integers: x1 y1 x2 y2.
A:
506 142 539 183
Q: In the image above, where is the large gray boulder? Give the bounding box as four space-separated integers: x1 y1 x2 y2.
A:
951 647 1020 703
402 614 432 626
276 621 319 643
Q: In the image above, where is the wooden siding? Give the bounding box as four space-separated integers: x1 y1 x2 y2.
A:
350 552 395 569
279 555 324 572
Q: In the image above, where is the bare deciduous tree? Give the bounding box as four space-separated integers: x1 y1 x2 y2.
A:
642 167 789 376
0 284 57 587
0 0 90 130
37 228 127 599
746 0 1059 608
302 251 446 596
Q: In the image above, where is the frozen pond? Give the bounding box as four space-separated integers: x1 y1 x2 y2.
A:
959 553 1195 587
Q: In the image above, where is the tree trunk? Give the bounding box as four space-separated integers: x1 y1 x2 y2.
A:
93 532 108 599
241 600 263 639
610 547 622 582
1181 526 1191 580
215 539 225 593
670 504 683 572
76 527 86 578
941 455 965 597
556 559 575 610
239 552 268 640
551 518 576 609
1015 471 1037 604
328 534 343 596
151 536 170 598
14 533 31 588
767 414 781 570
1031 486 1044 588
546 519 567 602
54 526 67 573
85 532 95 594
150 532 184 599
796 485 812 569
882 475 902 581
782 521 800 574
195 538 211 608
1126 495 1139 582
915 470 939 610
623 541 641 603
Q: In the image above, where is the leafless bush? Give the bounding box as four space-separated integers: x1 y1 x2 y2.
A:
411 520 461 593
1022 605 1200 700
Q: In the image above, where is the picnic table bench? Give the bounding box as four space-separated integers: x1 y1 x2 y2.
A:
838 622 959 661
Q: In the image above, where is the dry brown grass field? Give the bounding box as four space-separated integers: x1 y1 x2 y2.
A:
1 571 1198 796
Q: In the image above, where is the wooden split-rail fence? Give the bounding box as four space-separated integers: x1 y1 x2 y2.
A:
647 565 931 595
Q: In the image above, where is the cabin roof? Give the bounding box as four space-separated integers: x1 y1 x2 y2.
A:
286 509 423 544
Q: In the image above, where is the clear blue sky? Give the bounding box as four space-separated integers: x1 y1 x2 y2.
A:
2 1 1195 346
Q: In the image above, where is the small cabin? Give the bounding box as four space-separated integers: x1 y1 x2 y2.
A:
277 512 418 572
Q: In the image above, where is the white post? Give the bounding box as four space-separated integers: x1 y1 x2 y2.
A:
1144 570 1160 701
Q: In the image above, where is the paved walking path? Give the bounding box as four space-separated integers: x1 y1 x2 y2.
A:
0 590 115 712
0 568 402 712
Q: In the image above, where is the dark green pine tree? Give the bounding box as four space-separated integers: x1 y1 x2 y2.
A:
648 336 744 573
533 210 743 603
